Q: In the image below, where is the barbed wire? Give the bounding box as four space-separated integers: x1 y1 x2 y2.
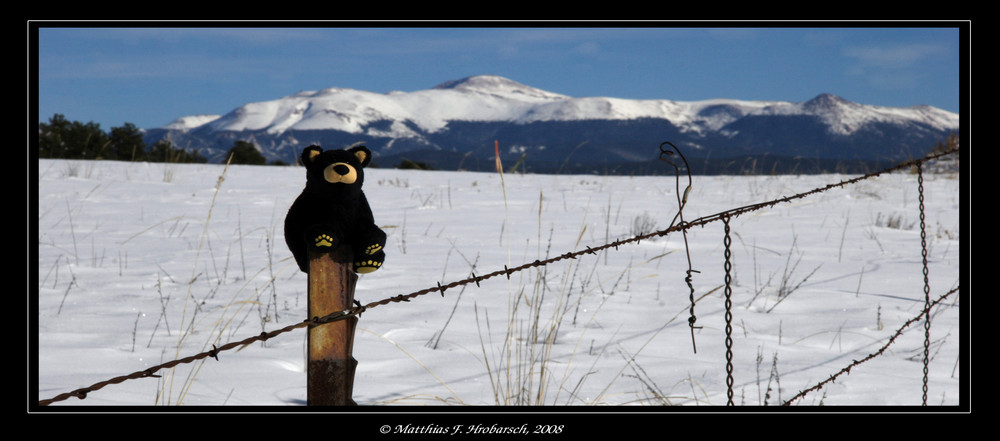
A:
37 147 960 406
782 285 959 406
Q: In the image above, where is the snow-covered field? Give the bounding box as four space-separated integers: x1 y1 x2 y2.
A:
34 157 963 408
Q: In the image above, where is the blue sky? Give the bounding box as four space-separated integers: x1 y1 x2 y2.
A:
34 25 964 131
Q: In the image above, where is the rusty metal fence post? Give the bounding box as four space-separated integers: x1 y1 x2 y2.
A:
307 246 359 406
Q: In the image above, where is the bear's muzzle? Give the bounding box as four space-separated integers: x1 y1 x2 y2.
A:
323 162 358 184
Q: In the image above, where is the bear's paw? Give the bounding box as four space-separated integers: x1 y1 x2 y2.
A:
354 259 382 274
313 234 335 248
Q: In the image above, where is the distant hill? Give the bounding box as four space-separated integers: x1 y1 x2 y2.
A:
143 75 960 174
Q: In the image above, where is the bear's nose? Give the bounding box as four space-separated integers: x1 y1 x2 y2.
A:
333 164 350 175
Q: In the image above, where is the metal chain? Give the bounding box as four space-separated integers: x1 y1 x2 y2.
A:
917 163 931 406
722 215 735 406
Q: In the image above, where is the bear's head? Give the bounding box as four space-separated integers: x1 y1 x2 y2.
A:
300 144 372 200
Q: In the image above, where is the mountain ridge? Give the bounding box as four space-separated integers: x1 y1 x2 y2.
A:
144 75 960 174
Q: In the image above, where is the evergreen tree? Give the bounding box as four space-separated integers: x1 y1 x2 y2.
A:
38 114 109 159
148 139 207 163
108 122 147 161
226 140 266 165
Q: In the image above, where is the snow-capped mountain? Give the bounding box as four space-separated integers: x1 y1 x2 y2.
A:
144 75 960 174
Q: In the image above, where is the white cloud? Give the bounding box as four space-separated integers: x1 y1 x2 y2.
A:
840 43 950 92
842 43 948 69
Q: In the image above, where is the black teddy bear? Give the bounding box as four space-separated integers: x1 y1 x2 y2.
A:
284 144 386 274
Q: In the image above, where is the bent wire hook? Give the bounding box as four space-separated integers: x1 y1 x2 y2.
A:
659 142 693 226
658 141 702 353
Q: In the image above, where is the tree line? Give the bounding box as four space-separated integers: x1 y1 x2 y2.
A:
37 114 281 165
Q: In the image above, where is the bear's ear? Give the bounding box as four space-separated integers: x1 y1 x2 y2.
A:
349 145 372 168
301 145 323 166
